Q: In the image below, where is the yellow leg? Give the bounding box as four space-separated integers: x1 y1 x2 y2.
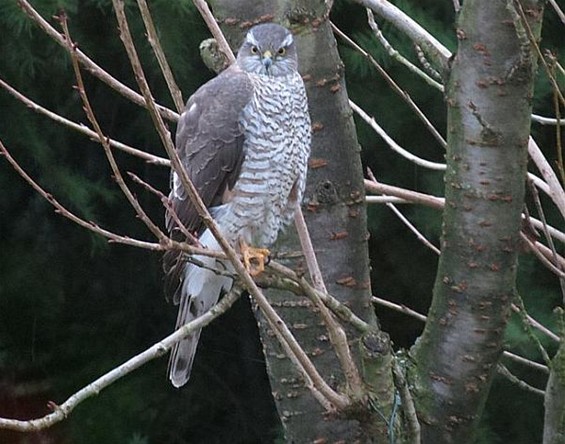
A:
239 238 270 276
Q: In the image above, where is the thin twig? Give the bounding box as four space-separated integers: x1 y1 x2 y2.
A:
136 0 184 113
526 216 565 246
61 14 168 244
372 296 427 322
521 234 565 279
528 137 565 220
532 114 565 126
353 0 451 73
0 77 170 166
503 350 549 374
365 10 443 91
365 178 445 210
331 22 446 149
127 172 198 244
0 139 163 252
528 179 565 301
17 0 178 122
293 209 367 401
387 203 441 255
350 100 446 170
497 364 545 397
294 209 327 293
366 196 412 204
548 0 565 25
0 288 242 432
512 298 556 365
192 0 236 64
371 295 550 374
367 168 440 255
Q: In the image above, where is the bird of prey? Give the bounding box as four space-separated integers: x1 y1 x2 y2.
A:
163 23 311 388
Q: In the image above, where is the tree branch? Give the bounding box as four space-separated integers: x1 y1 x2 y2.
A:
353 0 451 74
17 0 178 122
331 22 445 148
61 14 168 244
0 77 170 166
136 0 184 112
350 100 446 170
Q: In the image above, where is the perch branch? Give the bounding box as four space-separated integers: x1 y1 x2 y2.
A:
267 261 372 333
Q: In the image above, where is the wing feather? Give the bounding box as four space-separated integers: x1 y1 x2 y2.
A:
163 65 253 302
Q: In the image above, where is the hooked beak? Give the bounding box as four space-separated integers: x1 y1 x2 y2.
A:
262 50 273 74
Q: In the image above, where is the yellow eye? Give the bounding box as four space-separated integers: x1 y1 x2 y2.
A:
250 46 259 54
277 47 286 56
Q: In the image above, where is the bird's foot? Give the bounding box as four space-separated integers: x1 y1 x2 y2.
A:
239 240 270 276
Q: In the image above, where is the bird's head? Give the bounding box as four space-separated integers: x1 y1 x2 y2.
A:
236 23 298 77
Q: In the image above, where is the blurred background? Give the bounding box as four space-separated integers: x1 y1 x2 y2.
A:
0 1 563 442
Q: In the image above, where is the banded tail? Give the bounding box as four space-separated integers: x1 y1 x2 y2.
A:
168 230 233 387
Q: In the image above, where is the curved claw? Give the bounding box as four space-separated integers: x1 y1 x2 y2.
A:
239 239 270 276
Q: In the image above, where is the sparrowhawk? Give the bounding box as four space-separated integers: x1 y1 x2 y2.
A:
164 23 311 388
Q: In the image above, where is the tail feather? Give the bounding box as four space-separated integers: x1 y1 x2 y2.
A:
168 229 233 387
168 294 203 388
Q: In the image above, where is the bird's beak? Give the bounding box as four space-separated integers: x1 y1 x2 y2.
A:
262 50 273 73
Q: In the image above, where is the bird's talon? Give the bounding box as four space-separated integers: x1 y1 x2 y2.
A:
240 240 270 276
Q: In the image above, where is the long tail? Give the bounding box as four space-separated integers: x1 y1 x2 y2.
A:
168 230 232 388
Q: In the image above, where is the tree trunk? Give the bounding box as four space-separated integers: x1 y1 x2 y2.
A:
208 1 387 442
410 1 544 443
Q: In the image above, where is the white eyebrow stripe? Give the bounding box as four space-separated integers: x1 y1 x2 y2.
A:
281 33 294 47
246 31 259 46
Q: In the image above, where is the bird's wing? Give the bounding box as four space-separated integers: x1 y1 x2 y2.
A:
164 66 253 302
168 65 253 233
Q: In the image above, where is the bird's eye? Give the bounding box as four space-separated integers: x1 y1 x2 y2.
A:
250 46 259 54
277 47 286 56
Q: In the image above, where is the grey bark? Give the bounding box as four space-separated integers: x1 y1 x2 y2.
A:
410 1 544 443
208 1 388 442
